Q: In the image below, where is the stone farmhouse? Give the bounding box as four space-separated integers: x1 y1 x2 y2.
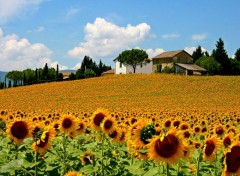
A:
114 50 206 75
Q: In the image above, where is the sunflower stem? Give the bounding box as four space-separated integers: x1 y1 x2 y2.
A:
62 135 67 175
101 133 105 176
196 149 202 176
166 163 170 176
177 161 180 175
35 151 38 176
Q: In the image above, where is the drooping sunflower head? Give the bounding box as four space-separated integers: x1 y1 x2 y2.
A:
91 109 108 131
32 127 55 154
80 151 94 165
6 118 32 145
202 136 220 162
59 114 78 134
148 129 184 165
223 142 240 176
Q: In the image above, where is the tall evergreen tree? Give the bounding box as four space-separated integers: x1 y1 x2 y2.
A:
42 63 49 80
234 48 240 61
192 46 204 62
56 64 59 79
213 38 230 74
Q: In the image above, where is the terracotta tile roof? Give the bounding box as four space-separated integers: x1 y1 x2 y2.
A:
102 69 115 74
175 63 206 71
152 50 190 59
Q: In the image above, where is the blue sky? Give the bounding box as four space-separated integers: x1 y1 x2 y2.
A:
0 0 239 71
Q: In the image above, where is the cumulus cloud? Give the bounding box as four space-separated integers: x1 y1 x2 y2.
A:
71 63 82 70
161 33 180 39
192 33 207 41
0 0 45 23
68 18 151 59
0 27 55 71
146 48 165 58
184 46 208 55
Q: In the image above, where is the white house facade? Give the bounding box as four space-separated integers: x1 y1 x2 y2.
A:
114 60 152 74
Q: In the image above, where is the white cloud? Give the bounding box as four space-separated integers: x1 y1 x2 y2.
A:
184 46 208 55
146 48 165 58
71 63 81 70
192 33 207 41
28 26 45 33
48 61 68 71
68 18 151 59
161 33 180 39
66 8 80 17
0 28 55 71
0 0 45 23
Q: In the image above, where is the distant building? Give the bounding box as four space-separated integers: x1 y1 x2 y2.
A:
114 50 206 75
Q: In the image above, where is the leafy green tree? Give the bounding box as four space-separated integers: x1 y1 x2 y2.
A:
117 49 148 73
195 56 222 75
192 46 204 62
213 38 230 74
23 69 35 85
84 69 96 78
234 48 240 61
69 73 76 80
230 59 240 75
6 70 23 86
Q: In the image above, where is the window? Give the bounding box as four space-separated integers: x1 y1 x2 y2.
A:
119 62 122 68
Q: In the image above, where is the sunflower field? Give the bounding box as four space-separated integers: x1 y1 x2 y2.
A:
0 74 240 176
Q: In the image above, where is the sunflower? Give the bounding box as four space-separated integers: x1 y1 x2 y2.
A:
59 114 78 134
80 151 93 165
214 124 225 137
132 119 156 149
101 115 115 135
147 129 184 165
202 136 220 162
119 128 127 143
222 142 240 176
6 118 32 145
163 118 172 129
64 171 83 176
69 120 86 138
108 128 120 143
91 109 108 131
32 127 55 154
223 133 233 148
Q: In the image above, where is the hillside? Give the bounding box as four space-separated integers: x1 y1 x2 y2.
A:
0 74 240 113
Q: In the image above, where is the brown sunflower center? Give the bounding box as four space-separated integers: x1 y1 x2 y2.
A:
104 120 113 130
109 130 117 138
119 132 125 141
164 120 171 128
205 140 215 156
62 118 73 129
173 121 180 128
223 137 231 147
78 123 84 130
226 146 240 173
216 127 224 135
93 113 105 126
11 121 29 139
183 131 190 138
155 134 179 158
37 132 49 147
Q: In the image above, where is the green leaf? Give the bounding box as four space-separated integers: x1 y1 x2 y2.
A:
143 167 159 176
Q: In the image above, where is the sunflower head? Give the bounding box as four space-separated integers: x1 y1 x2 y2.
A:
59 115 78 134
64 171 83 176
203 136 220 162
80 151 94 165
101 115 115 134
223 142 240 175
91 109 108 131
148 129 184 165
6 118 31 145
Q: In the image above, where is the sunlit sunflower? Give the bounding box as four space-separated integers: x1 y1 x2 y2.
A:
101 115 116 135
59 114 78 134
223 133 234 148
180 123 189 131
214 124 225 137
147 129 184 165
108 128 120 143
91 109 108 131
222 141 240 176
80 151 94 165
182 142 194 162
64 171 83 176
69 120 86 138
119 128 127 143
132 119 156 149
163 118 172 129
32 127 55 154
6 118 32 145
202 136 220 162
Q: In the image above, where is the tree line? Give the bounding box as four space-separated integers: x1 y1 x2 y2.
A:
0 56 111 89
193 38 240 75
